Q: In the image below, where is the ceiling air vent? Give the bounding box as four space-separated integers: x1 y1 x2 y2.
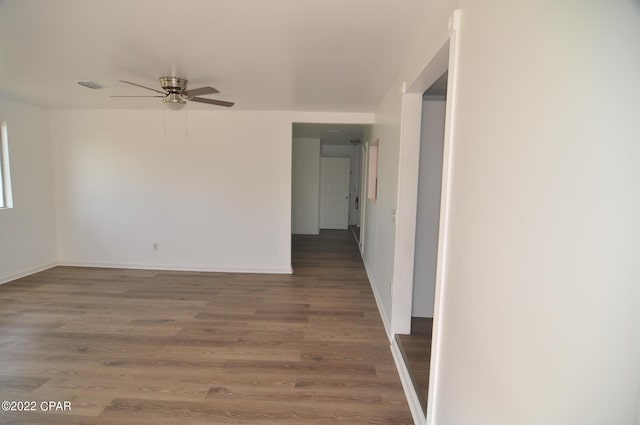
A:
76 81 102 90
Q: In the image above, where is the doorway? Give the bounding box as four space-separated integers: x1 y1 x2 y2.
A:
291 123 370 241
389 10 461 425
319 157 350 229
395 73 447 415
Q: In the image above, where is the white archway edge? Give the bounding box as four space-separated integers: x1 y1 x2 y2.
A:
389 9 461 425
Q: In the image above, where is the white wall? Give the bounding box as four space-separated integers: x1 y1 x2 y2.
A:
431 2 640 424
49 109 372 273
362 86 403 328
0 99 57 283
292 137 320 234
361 0 459 328
412 100 445 318
362 0 640 423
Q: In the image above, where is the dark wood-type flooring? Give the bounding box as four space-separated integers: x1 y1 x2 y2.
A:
0 230 412 424
348 225 360 242
396 317 433 414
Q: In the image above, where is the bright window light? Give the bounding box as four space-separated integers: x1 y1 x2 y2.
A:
0 122 13 209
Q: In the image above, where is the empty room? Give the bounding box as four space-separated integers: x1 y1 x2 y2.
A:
1 1 639 425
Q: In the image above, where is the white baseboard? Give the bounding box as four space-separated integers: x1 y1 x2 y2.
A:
391 338 427 425
360 243 424 424
58 261 293 275
361 255 392 341
0 262 58 285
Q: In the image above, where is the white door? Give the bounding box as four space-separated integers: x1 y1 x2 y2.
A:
319 157 350 229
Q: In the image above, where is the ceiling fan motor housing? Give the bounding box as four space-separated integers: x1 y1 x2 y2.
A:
160 77 188 104
160 76 188 92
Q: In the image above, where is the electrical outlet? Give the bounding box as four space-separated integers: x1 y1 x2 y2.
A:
152 242 159 251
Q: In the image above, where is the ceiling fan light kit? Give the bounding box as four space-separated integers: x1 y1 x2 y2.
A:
111 76 234 108
164 92 186 105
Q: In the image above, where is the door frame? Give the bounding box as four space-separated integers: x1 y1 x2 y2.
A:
389 10 461 425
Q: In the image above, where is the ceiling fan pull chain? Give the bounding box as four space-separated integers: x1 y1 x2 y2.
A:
163 104 167 137
184 102 188 137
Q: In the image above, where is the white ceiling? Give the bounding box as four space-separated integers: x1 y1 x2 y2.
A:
0 0 429 112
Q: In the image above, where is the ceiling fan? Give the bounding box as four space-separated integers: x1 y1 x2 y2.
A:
111 76 234 107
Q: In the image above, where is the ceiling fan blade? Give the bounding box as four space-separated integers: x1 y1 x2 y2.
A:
110 95 165 98
183 86 220 97
189 97 235 107
119 80 166 95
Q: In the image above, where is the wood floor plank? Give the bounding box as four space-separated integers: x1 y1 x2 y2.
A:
396 317 433 414
35 375 211 403
0 230 412 424
154 346 303 362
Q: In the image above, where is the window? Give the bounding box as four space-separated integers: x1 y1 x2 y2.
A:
0 122 13 209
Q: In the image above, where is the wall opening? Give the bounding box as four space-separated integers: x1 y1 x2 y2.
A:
395 71 448 416
291 123 371 247
389 10 461 425
0 122 13 209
